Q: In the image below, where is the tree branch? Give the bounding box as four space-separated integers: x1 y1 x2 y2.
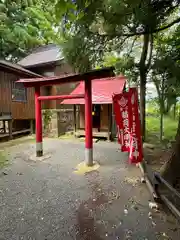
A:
126 36 137 58
111 36 129 52
102 17 180 38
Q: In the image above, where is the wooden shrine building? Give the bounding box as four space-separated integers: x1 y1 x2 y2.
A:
62 76 126 141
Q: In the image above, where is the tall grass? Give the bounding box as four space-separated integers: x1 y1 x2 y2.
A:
146 116 178 143
146 101 178 144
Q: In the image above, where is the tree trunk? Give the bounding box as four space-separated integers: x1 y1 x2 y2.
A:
173 102 176 120
140 74 146 141
139 34 149 141
160 110 163 142
159 77 165 142
161 116 180 186
153 78 166 115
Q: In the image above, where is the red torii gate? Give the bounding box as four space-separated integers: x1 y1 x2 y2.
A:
17 67 114 166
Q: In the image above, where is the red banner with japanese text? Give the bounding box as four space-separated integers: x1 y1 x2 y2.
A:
128 88 143 164
113 87 143 164
113 92 130 152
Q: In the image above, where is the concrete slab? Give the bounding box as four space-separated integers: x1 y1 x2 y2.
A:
0 138 179 240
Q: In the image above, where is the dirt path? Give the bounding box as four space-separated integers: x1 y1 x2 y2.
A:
0 138 179 239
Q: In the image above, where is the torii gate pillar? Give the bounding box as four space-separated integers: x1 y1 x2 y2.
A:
35 86 43 157
85 79 93 166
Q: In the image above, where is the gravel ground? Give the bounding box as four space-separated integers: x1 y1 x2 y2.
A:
0 138 179 240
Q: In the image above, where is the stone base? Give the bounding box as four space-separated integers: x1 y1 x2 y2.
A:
29 153 51 162
74 161 100 175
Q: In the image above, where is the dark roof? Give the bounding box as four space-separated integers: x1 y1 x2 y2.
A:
0 60 41 77
17 67 115 87
62 76 126 104
18 44 64 68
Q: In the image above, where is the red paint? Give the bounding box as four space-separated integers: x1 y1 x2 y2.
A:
113 92 130 152
38 94 85 101
113 88 143 164
62 76 126 105
85 79 92 149
35 86 42 143
128 88 143 164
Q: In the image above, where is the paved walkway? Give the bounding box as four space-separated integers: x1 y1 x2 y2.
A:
0 138 179 240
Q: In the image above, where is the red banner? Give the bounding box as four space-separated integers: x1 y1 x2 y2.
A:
113 92 130 152
113 87 143 164
128 88 143 163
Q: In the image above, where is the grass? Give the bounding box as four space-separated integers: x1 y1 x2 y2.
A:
146 114 178 145
0 150 8 169
0 135 35 150
144 107 178 170
0 136 35 169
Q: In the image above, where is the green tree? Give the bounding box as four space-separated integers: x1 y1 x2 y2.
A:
150 28 180 141
55 0 180 186
0 0 60 61
152 27 180 185
96 53 138 84
56 0 180 140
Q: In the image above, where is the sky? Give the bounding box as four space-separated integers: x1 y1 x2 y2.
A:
146 82 157 100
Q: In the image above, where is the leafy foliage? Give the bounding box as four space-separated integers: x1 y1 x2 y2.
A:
55 0 179 139
0 0 60 61
152 26 180 114
98 53 138 83
56 0 180 72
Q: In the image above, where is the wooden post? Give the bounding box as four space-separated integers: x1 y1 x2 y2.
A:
30 119 34 134
8 119 12 140
85 79 93 166
77 105 80 129
35 86 43 157
108 104 112 141
3 120 6 133
73 105 77 133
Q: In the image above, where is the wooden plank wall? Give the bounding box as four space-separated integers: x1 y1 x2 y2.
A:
79 104 109 130
79 105 85 129
0 71 35 119
33 62 76 110
55 63 77 109
100 104 109 130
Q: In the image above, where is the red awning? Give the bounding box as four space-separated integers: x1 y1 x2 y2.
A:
62 76 126 104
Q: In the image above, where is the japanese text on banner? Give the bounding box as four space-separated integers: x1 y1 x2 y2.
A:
113 92 130 152
128 88 143 164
